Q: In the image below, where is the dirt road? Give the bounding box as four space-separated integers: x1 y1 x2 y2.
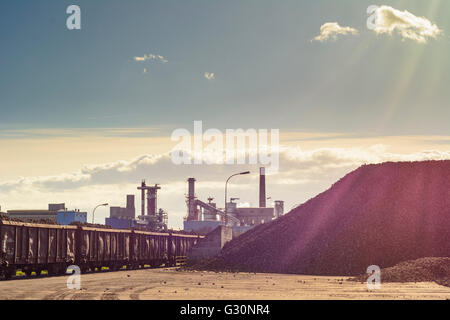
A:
0 268 449 300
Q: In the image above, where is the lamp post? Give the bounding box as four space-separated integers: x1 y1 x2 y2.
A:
92 203 108 224
224 171 250 226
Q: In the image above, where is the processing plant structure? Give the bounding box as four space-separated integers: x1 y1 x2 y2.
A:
105 180 168 232
137 181 168 231
183 167 284 236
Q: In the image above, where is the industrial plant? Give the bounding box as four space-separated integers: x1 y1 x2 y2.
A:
1 167 283 237
184 167 284 236
105 181 168 231
0 167 286 281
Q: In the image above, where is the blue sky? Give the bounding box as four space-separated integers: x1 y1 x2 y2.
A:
1 0 449 135
1 1 450 227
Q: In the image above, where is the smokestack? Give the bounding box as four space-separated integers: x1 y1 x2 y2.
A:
126 194 135 219
138 180 146 216
187 178 196 220
147 190 152 216
126 195 135 210
148 185 161 216
259 167 266 208
148 190 156 216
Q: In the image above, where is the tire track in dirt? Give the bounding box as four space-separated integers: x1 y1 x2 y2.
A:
128 286 158 300
43 289 76 300
101 292 119 300
70 292 97 300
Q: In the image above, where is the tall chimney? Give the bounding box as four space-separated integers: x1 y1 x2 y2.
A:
126 195 135 210
126 194 135 218
259 167 266 208
147 189 152 216
148 185 161 216
137 180 146 216
187 178 196 221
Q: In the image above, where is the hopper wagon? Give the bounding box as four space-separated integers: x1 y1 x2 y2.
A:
0 220 202 280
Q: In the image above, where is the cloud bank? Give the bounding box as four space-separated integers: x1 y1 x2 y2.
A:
2 146 449 193
2 145 449 227
313 22 358 42
371 5 442 43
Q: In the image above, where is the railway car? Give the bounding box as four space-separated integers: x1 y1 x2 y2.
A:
132 230 170 269
76 226 133 273
0 220 77 279
169 233 200 266
1 220 203 280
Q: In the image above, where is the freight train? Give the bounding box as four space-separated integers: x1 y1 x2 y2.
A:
0 220 202 280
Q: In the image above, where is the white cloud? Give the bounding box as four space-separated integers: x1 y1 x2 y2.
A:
133 53 168 63
204 72 215 80
1 145 449 193
1 146 449 228
313 22 358 42
371 5 442 43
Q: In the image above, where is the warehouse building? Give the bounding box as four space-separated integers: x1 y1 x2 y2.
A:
105 195 137 229
7 203 87 225
7 210 59 222
56 210 87 225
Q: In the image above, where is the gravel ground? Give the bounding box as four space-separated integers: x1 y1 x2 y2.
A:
0 268 449 300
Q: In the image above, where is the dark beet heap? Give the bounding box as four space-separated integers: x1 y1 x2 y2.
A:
351 257 450 287
204 161 450 275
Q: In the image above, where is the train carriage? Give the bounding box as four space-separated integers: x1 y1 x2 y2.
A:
169 233 200 266
1 219 203 280
0 220 77 279
132 230 170 268
77 226 132 272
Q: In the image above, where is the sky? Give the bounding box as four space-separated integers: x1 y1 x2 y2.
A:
0 1 449 228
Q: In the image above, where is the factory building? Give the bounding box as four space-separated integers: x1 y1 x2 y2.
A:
105 216 135 229
7 203 87 225
109 195 135 219
105 195 136 229
48 203 66 212
137 181 168 231
183 167 284 236
233 208 274 226
7 210 59 222
105 183 168 231
56 210 88 225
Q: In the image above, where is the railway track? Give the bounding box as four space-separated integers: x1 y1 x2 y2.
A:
1 261 187 281
0 264 185 281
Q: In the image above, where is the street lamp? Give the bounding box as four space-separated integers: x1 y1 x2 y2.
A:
224 171 250 226
92 203 108 224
